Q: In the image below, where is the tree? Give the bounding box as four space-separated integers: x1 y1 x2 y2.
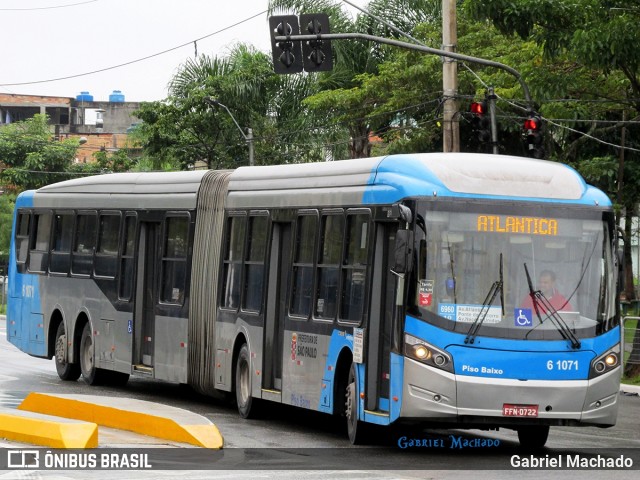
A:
0 193 15 265
0 114 82 192
135 43 330 168
268 0 440 158
466 0 640 377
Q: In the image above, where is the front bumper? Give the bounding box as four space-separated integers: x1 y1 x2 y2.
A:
400 357 619 427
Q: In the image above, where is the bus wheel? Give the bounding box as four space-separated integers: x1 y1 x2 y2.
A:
345 363 370 444
517 425 550 449
79 323 105 385
235 344 259 418
54 323 80 381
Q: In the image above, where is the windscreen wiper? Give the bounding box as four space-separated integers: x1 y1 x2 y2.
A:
465 254 505 344
524 263 581 349
446 237 458 304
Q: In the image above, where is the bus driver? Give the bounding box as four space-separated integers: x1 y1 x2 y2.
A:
522 270 572 313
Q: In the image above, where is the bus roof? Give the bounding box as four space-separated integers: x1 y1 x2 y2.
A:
27 153 610 210
37 170 209 195
228 153 611 208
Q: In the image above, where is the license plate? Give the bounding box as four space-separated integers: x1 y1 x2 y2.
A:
502 404 539 417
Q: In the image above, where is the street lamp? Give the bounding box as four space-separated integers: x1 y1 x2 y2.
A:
206 98 254 166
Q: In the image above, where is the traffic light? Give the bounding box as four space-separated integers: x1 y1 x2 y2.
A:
524 114 544 159
300 13 333 72
269 15 303 74
470 100 491 144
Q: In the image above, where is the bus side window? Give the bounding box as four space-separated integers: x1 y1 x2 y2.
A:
340 212 370 322
315 213 344 320
15 211 31 271
221 215 246 310
160 215 189 304
95 213 121 278
72 213 97 276
28 212 52 273
242 214 268 312
119 215 136 301
50 212 74 274
291 213 318 318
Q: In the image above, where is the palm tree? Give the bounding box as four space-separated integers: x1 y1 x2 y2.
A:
268 0 440 158
167 43 331 166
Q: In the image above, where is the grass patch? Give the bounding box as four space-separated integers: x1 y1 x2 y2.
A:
622 375 640 386
622 317 639 385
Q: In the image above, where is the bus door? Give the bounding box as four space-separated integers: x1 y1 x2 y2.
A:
365 223 398 412
263 221 292 393
133 220 161 371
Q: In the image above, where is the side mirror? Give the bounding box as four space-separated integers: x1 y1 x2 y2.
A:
617 247 625 294
393 230 414 275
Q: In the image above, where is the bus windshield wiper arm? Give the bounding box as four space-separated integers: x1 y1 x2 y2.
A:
524 263 581 349
465 254 504 344
446 237 458 304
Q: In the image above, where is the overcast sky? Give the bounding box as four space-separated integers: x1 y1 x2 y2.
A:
0 0 367 103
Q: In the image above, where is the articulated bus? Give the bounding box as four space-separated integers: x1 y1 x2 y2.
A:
7 153 622 448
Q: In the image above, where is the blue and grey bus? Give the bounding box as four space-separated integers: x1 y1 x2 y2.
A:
7 152 622 448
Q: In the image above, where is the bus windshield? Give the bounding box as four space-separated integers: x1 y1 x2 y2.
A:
412 201 617 341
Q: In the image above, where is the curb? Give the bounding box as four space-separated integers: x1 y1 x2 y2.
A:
18 393 223 449
0 407 98 448
619 383 640 396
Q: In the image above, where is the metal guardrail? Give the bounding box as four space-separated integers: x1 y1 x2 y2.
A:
623 316 640 367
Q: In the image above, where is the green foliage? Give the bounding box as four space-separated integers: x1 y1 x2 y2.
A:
0 193 15 256
0 114 80 192
269 0 442 158
134 43 336 166
92 149 134 173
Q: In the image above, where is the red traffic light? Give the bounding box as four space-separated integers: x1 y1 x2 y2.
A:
524 116 541 131
470 102 486 115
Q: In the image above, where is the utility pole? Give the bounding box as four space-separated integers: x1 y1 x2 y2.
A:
487 87 499 154
205 98 255 166
442 0 459 152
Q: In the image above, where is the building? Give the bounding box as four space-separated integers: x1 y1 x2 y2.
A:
0 91 142 161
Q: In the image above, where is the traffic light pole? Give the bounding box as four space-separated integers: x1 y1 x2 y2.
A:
442 0 459 152
273 32 534 109
487 87 499 155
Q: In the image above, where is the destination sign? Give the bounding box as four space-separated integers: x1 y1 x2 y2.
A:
477 215 558 236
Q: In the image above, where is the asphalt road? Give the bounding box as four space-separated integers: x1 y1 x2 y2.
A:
1 315 639 479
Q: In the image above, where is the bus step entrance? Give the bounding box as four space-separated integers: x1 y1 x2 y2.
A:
132 364 154 376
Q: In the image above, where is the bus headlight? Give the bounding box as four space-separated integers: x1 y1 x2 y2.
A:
404 334 453 373
589 343 621 379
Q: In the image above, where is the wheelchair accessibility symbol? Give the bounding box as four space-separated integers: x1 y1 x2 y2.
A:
514 308 533 327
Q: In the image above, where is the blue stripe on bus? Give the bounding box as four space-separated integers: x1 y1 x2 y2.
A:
362 155 611 206
404 315 620 381
7 191 47 356
319 329 354 414
320 330 403 425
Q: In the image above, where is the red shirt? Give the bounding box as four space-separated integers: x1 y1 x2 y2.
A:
522 291 572 313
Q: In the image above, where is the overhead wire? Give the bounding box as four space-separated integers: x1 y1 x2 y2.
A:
0 10 268 88
0 0 98 11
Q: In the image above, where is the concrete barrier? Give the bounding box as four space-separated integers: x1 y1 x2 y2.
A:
18 392 223 449
0 407 98 448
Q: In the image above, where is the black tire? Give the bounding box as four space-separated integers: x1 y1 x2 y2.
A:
517 425 550 449
345 363 371 444
79 323 106 385
54 322 81 381
105 371 130 386
235 343 260 418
